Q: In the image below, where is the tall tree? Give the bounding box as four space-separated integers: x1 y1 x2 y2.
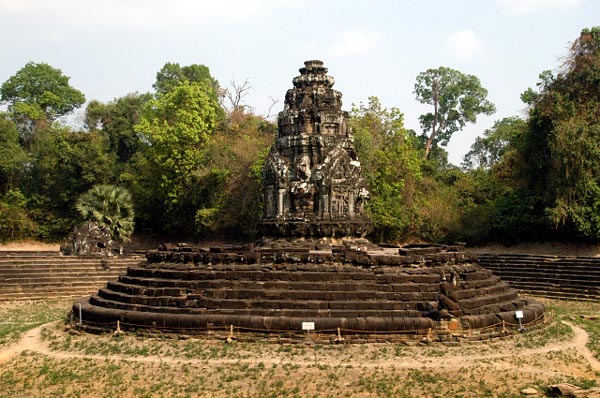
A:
0 62 85 141
414 66 495 158
351 97 423 241
153 62 225 126
28 128 114 238
133 81 219 233
523 27 600 239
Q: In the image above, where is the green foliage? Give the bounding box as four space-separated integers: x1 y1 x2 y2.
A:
0 114 29 192
27 128 115 239
0 189 37 241
84 92 151 165
414 66 495 158
153 62 224 122
521 27 600 239
135 81 219 203
195 125 273 238
132 81 220 235
463 117 527 170
76 184 135 243
351 97 423 241
0 62 85 137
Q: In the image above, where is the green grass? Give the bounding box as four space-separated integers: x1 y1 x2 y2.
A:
0 299 72 346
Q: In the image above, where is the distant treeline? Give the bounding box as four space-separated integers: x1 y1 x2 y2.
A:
1 27 599 245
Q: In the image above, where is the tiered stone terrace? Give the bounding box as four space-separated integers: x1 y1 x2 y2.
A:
74 243 545 340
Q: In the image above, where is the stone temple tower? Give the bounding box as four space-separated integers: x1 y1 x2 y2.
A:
260 60 371 237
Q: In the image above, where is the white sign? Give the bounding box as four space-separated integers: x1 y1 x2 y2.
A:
515 310 524 319
301 322 315 331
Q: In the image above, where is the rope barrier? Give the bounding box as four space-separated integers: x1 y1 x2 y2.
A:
71 310 549 338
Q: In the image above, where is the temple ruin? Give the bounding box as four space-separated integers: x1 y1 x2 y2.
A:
260 60 370 237
73 61 545 341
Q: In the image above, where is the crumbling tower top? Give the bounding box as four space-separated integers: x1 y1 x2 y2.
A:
260 60 371 238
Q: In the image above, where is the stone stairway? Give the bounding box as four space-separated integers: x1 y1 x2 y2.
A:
0 253 143 300
478 253 600 301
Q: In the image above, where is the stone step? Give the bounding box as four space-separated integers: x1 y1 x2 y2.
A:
479 253 600 262
458 289 521 310
107 279 440 295
92 296 422 320
0 269 128 279
517 289 599 301
0 274 119 293
90 293 435 315
457 276 502 290
0 279 120 293
0 291 93 301
482 265 600 277
97 286 439 306
0 259 141 268
486 274 600 285
505 283 599 295
454 282 511 300
124 267 443 284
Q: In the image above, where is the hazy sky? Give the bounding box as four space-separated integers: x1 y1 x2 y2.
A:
1 0 598 165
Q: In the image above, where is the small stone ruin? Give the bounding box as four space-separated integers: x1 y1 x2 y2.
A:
73 61 545 341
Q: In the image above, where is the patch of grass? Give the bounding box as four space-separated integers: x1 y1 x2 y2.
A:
0 300 71 346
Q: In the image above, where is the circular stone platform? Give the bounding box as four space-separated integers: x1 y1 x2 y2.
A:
73 242 545 341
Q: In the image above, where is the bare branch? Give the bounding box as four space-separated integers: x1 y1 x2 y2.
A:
263 96 280 120
225 78 252 113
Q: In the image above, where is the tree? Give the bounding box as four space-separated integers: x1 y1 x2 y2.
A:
133 81 220 233
0 62 85 139
76 184 135 252
462 116 527 170
0 189 36 241
0 114 29 192
84 92 152 165
28 128 115 239
414 66 495 158
523 27 600 239
153 62 225 128
351 97 423 241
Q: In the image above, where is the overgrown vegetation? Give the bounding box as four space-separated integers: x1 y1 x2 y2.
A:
1 27 599 244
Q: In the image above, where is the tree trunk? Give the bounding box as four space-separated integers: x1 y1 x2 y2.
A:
424 135 435 159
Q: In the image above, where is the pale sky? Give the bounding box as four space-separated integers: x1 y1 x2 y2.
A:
0 0 597 165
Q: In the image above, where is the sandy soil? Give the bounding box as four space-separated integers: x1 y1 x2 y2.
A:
2 239 600 257
469 241 600 257
0 240 60 252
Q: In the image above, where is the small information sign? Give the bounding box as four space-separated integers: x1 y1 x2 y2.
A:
302 322 315 331
515 310 524 319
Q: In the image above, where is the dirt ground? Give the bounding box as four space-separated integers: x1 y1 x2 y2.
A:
2 239 600 257
0 240 61 251
0 298 599 397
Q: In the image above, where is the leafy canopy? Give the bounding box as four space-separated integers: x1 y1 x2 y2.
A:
463 116 527 170
135 81 220 206
351 97 423 241
414 66 495 158
0 62 85 131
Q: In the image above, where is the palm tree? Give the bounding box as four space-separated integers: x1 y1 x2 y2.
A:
76 184 135 254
